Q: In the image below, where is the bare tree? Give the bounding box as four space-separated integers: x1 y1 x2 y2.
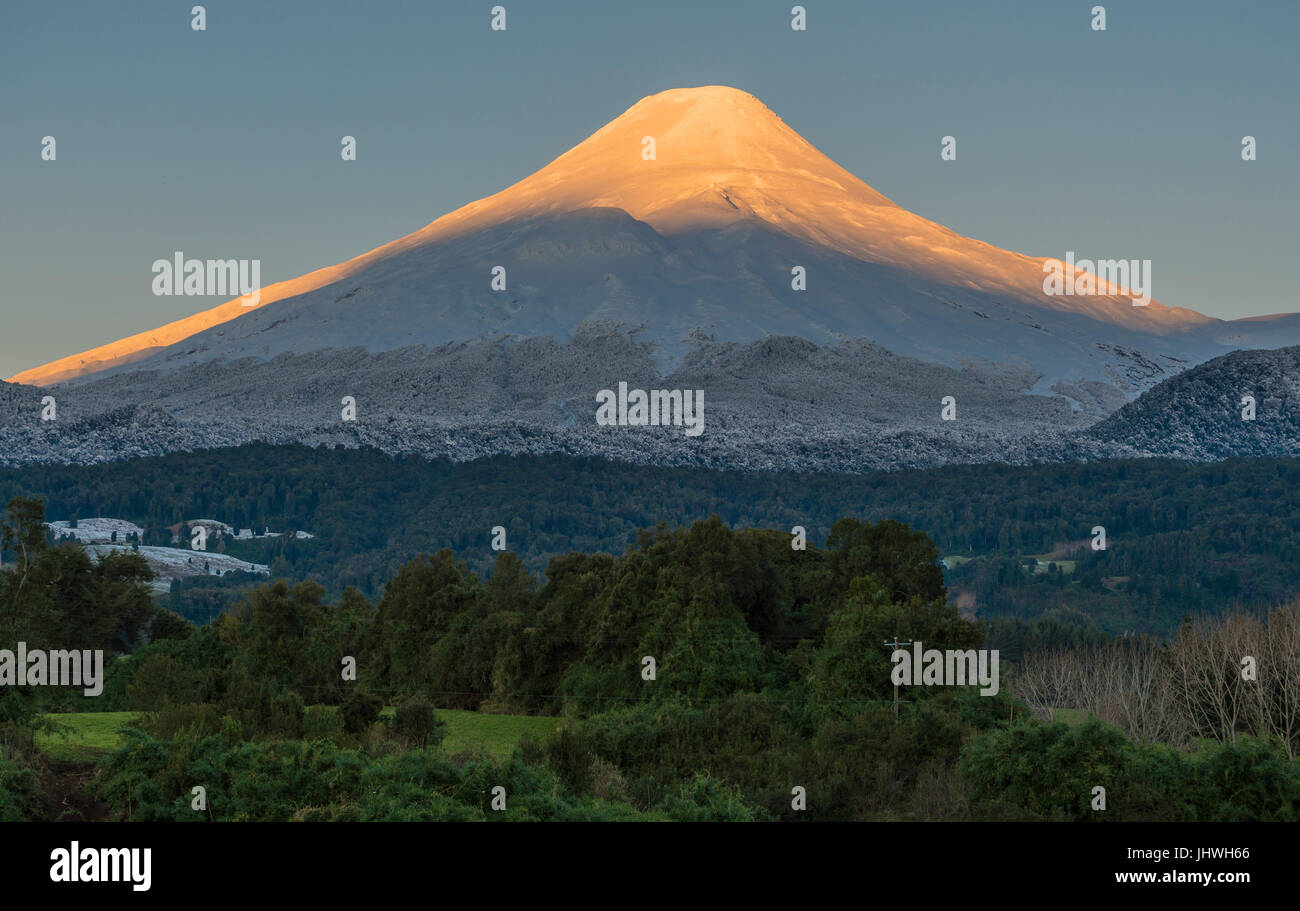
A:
1165 612 1262 745
1252 602 1300 758
1010 648 1082 723
1015 604 1299 754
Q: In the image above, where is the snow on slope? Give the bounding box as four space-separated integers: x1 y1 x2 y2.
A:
85 544 269 594
11 86 1214 388
46 518 145 543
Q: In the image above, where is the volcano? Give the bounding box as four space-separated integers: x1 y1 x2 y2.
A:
5 86 1297 471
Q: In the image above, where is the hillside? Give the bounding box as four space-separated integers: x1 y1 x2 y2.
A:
1090 346 1300 459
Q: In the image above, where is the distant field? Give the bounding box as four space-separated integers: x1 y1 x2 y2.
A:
1027 555 1077 574
437 710 563 758
38 708 563 761
375 707 563 757
35 711 138 759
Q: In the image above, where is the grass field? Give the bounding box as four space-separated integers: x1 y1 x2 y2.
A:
1027 555 1077 574
437 709 562 757
35 711 138 759
37 708 563 760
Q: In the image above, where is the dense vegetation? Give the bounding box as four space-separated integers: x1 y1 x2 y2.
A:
3 497 1297 821
3 445 1300 636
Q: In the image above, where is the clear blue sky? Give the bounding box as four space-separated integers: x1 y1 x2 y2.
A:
2 0 1296 377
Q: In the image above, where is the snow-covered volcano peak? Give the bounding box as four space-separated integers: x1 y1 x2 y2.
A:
550 84 897 203
441 84 899 237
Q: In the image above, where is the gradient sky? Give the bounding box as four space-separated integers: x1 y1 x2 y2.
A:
2 0 1296 378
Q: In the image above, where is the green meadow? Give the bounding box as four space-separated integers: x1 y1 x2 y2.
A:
38 709 562 761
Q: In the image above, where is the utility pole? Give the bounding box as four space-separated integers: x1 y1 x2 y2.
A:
883 638 911 719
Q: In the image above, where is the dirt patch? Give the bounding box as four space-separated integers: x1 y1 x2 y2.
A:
38 758 111 822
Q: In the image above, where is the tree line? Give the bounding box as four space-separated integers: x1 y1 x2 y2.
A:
5 445 1300 635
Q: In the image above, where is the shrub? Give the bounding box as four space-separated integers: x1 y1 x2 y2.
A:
0 756 42 821
126 655 203 711
340 688 382 735
303 706 346 745
390 697 445 750
138 702 225 741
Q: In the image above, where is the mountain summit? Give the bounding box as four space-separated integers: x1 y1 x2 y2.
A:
462 85 902 233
